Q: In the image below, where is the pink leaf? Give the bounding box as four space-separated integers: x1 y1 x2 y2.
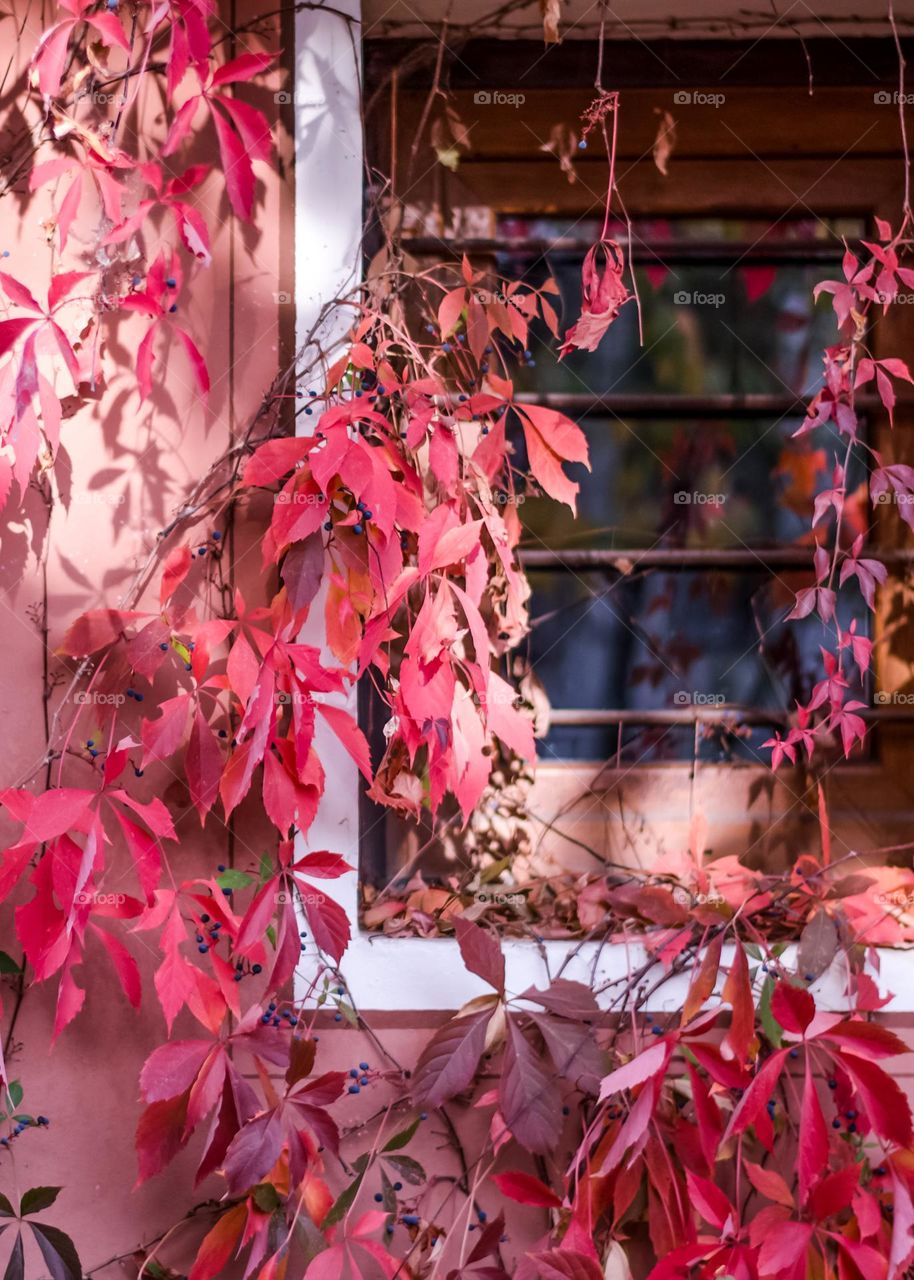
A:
210 103 255 219
599 1040 670 1100
315 702 372 781
173 327 210 398
209 51 277 86
93 925 141 1007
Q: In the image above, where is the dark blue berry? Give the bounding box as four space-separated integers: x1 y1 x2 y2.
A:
374 1193 383 1202
252 964 262 974
348 1084 360 1094
353 523 363 535
359 1062 369 1070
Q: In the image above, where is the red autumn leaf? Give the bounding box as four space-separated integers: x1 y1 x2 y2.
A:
437 286 466 337
59 608 145 656
558 240 630 357
93 926 141 1008
531 1249 605 1280
298 885 350 964
682 934 723 1024
491 1171 561 1208
454 917 505 993
600 1040 671 1100
744 1160 794 1209
315 702 372 781
135 1093 191 1185
516 402 589 512
722 942 754 1064
724 1048 789 1142
186 709 223 822
141 695 191 765
187 1203 247 1280
412 1007 493 1106
771 980 815 1036
499 1018 562 1153
211 104 256 220
837 1050 914 1146
798 1063 829 1203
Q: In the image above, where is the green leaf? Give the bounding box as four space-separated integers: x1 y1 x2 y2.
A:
337 1002 358 1028
251 1183 281 1213
380 1168 397 1214
0 953 21 976
0 1192 14 1217
383 1154 426 1186
217 870 253 891
5 1083 22 1110
30 1222 83 1280
479 858 512 885
20 1187 61 1217
323 1169 365 1228
3 1230 23 1280
382 1117 421 1152
758 977 783 1049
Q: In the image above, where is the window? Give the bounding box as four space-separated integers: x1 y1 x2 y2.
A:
318 38 914 999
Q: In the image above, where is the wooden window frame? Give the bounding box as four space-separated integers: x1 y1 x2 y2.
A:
295 23 914 1011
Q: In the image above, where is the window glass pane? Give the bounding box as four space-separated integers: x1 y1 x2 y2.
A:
525 569 868 761
495 216 865 398
514 415 866 551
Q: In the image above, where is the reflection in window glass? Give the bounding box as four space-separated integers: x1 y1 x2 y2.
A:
526 569 867 762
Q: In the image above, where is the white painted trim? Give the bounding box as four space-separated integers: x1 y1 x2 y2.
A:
291 6 914 1015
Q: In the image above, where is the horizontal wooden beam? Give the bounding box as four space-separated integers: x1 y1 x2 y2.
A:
519 547 914 570
547 706 914 726
402 236 848 264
